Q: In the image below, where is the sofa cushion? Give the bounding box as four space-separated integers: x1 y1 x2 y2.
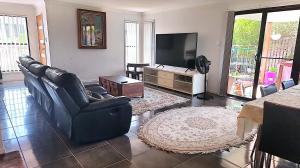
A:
86 90 104 103
28 63 49 77
19 56 39 68
45 67 89 107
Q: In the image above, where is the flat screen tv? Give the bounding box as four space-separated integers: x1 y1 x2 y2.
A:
156 33 198 69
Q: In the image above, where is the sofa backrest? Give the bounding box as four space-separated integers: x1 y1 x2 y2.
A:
28 63 49 77
27 63 50 93
45 67 89 108
19 56 39 69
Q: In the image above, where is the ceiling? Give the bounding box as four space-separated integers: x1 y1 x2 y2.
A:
0 0 44 8
1 0 300 13
58 0 232 12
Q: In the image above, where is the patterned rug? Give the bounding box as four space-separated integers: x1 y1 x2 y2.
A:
130 87 189 115
138 106 256 154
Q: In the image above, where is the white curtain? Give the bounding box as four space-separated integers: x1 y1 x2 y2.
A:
125 21 139 65
0 16 29 72
143 21 155 65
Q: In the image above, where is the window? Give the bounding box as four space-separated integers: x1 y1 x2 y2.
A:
0 16 30 72
125 21 139 65
143 21 155 65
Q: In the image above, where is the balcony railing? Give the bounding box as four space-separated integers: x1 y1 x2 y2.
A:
230 36 296 74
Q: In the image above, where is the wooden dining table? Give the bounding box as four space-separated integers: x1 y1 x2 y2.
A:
237 84 300 139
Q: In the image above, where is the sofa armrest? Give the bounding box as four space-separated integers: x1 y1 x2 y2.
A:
85 83 108 95
81 96 130 112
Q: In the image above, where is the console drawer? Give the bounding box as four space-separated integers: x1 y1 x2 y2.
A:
158 78 173 88
158 71 174 80
144 68 158 76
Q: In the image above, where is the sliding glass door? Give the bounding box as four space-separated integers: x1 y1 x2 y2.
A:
227 13 264 99
257 10 300 97
227 6 300 99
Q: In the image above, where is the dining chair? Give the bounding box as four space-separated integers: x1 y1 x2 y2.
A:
126 63 149 80
250 83 278 161
260 83 277 97
282 79 295 90
258 101 300 167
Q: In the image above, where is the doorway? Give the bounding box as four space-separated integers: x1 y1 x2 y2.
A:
36 14 47 65
227 6 300 99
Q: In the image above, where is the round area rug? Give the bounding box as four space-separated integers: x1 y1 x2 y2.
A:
138 106 255 154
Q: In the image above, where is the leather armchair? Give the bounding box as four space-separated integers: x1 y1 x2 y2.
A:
42 67 132 144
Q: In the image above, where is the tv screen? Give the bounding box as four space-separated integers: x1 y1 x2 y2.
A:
156 33 198 69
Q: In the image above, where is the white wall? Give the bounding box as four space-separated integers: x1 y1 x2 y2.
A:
145 3 229 94
0 2 39 60
145 0 300 94
45 0 142 82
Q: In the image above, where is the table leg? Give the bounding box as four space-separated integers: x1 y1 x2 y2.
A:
253 125 265 168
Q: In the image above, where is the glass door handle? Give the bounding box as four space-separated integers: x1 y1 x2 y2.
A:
255 54 261 61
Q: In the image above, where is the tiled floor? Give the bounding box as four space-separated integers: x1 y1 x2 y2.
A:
0 81 298 168
0 151 25 167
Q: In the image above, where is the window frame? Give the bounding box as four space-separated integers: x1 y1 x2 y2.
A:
124 20 140 68
0 15 31 72
143 20 155 65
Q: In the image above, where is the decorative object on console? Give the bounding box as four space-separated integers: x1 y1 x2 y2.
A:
77 9 106 49
130 87 189 115
139 106 255 154
195 55 213 100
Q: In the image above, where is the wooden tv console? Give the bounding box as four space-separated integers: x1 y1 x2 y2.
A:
143 65 205 95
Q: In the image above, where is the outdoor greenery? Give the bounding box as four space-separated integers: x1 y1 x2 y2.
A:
272 21 299 37
232 18 261 47
232 18 298 59
230 18 298 76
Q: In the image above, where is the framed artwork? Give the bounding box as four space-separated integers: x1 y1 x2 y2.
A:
77 9 107 49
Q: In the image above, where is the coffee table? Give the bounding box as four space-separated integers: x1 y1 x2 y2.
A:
99 76 144 98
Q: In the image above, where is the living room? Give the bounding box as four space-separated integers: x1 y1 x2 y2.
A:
1 0 300 168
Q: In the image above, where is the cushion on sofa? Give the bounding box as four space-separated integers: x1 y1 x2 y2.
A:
45 67 90 107
19 56 39 68
28 63 49 77
86 90 104 103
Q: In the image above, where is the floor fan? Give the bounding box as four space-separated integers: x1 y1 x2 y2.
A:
195 55 213 100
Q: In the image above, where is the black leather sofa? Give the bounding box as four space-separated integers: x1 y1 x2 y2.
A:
18 56 132 144
18 56 53 116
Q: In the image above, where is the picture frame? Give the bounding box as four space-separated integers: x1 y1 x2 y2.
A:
77 9 107 49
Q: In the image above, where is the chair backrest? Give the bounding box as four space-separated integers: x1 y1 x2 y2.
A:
126 63 149 71
260 83 277 97
259 101 300 163
282 79 295 90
